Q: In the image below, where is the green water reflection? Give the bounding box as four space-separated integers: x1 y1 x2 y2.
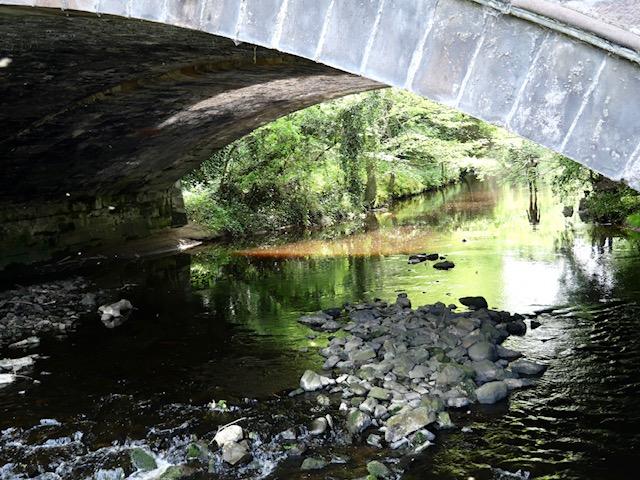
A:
192 180 640 327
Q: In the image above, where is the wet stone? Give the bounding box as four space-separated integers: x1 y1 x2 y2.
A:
301 457 328 471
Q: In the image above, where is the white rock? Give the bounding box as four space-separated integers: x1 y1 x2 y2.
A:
0 355 36 372
98 299 132 318
9 336 40 349
0 374 16 386
214 425 243 447
300 370 328 391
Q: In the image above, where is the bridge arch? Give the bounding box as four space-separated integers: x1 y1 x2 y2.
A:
1 0 640 267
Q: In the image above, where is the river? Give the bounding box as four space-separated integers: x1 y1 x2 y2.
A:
1 179 639 479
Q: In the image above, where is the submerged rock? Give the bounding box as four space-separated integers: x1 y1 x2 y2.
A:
222 441 250 465
158 465 193 480
301 457 328 471
129 448 157 471
510 359 546 375
367 460 392 479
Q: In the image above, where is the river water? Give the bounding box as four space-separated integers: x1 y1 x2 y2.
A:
1 180 639 479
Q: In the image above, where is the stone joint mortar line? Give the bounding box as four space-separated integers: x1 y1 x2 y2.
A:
404 0 440 90
234 0 248 44
559 55 608 153
271 0 290 49
455 10 490 108
197 0 207 30
625 140 640 184
505 31 549 129
314 0 335 61
359 0 386 75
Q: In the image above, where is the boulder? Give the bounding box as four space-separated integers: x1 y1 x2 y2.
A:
347 410 372 435
436 364 464 385
323 307 342 318
129 448 157 471
395 293 411 309
510 359 546 375
475 381 508 404
506 320 527 336
213 425 243 447
222 441 250 465
301 457 328 471
504 378 536 390
310 417 327 435
408 254 427 264
459 296 488 310
436 411 455 429
298 312 332 327
433 261 455 270
99 299 132 322
473 359 503 384
368 386 392 401
384 407 435 443
496 345 522 360
468 341 497 361
367 460 392 479
300 370 325 391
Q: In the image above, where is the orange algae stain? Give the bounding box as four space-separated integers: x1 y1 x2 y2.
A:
235 226 439 259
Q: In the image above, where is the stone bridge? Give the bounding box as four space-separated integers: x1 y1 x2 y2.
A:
1 0 639 268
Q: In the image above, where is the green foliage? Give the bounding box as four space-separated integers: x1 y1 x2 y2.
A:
627 212 640 229
584 187 640 224
181 87 640 235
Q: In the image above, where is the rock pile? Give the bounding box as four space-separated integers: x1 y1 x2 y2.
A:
0 277 100 348
296 294 545 452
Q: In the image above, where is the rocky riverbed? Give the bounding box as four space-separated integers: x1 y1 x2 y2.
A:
87 293 543 480
0 277 102 349
0 278 545 479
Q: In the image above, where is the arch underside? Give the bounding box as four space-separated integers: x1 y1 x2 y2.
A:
1 1 639 268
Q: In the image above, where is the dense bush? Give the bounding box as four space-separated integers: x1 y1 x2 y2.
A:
183 89 498 236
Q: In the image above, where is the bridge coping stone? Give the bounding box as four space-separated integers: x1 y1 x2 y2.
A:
2 0 640 190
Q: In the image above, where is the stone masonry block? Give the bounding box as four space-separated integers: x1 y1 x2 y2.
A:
237 0 283 47
410 0 489 106
317 0 382 74
200 0 241 38
508 33 604 151
362 0 438 88
563 54 640 180
458 13 545 125
276 0 332 59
